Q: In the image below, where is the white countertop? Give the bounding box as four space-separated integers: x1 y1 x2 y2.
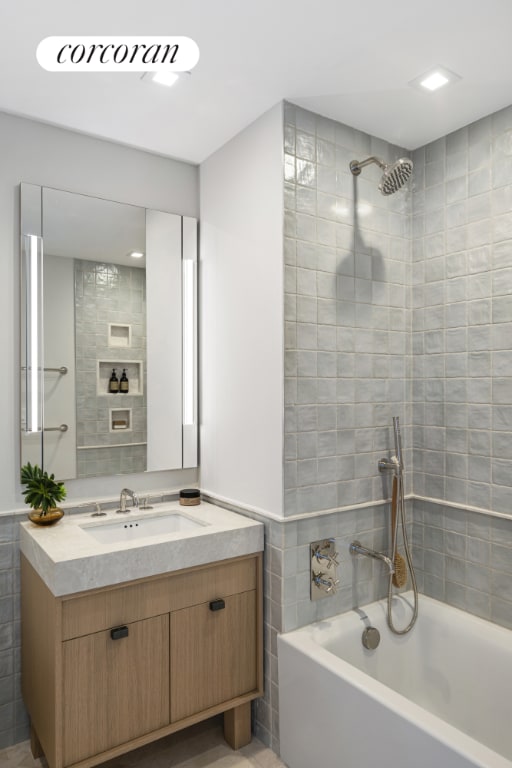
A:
19 500 264 596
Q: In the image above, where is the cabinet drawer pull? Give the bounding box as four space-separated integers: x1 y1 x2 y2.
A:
209 598 225 611
110 625 129 640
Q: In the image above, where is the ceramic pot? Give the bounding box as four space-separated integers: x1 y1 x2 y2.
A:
28 508 64 526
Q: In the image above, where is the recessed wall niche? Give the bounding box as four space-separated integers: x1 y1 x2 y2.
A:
98 361 143 396
108 323 132 348
110 408 131 432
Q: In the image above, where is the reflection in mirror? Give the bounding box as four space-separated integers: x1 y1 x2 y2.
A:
43 189 147 479
20 184 197 480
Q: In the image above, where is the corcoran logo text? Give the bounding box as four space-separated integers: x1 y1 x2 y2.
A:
37 36 200 72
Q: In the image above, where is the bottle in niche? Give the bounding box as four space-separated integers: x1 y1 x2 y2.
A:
120 368 129 393
108 368 119 393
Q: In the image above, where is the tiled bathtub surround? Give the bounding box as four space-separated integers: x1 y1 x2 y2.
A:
283 103 413 517
412 109 512 511
237 496 512 753
413 499 512 627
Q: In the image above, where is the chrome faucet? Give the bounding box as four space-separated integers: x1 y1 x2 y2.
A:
349 540 395 574
116 488 139 514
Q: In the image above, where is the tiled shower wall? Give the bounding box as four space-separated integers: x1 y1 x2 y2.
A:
283 103 412 517
411 108 512 512
75 259 147 477
409 106 512 633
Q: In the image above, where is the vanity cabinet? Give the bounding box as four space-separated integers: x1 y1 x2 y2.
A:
62 615 170 765
21 553 263 768
171 591 257 721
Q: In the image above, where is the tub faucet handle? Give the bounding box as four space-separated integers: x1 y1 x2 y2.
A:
312 571 339 595
318 551 339 569
313 543 340 569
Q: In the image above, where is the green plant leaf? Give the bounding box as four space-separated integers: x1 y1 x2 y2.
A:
21 463 67 514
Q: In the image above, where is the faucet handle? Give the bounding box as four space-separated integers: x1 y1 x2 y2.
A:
313 542 340 569
325 578 340 594
312 571 340 595
91 502 106 517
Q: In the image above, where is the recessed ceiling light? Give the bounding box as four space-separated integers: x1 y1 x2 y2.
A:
151 71 179 87
409 66 461 93
420 72 449 91
129 251 144 259
141 71 192 89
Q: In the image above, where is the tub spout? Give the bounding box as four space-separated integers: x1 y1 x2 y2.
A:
350 541 394 574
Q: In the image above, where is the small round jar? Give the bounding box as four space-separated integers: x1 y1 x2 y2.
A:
179 488 200 506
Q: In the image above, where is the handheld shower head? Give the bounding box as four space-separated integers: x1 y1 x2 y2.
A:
349 156 413 195
393 416 404 472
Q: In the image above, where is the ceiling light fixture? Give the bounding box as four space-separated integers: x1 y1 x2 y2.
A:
141 71 192 89
409 66 461 93
420 72 449 91
151 71 179 87
129 251 144 259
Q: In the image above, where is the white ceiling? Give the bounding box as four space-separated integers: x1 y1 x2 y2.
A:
2 0 512 164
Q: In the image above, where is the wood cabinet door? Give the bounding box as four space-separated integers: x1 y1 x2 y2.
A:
170 590 257 722
62 614 169 766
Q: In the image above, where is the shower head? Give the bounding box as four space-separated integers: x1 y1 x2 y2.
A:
379 158 413 195
349 156 413 195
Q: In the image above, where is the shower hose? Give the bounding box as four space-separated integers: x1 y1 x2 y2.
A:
387 466 418 635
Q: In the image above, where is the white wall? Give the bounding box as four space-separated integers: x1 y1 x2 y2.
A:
200 103 284 517
0 111 199 511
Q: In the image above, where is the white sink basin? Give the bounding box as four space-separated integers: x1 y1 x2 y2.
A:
80 512 207 544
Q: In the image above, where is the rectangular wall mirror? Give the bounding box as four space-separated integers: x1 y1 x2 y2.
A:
20 183 197 480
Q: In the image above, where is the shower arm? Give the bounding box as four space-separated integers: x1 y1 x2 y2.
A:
349 156 387 176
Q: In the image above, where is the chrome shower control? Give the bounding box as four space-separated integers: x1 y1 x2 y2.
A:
312 571 339 595
313 545 340 569
311 538 340 600
378 457 398 473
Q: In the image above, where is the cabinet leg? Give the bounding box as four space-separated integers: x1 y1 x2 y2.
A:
30 724 44 759
224 702 252 750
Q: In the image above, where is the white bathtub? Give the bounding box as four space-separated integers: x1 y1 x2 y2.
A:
278 594 512 768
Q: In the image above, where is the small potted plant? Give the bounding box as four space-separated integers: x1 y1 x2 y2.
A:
21 462 67 525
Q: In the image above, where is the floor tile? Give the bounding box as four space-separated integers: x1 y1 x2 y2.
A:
0 718 287 768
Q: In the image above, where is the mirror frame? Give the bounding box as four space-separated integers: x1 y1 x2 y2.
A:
20 182 198 479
